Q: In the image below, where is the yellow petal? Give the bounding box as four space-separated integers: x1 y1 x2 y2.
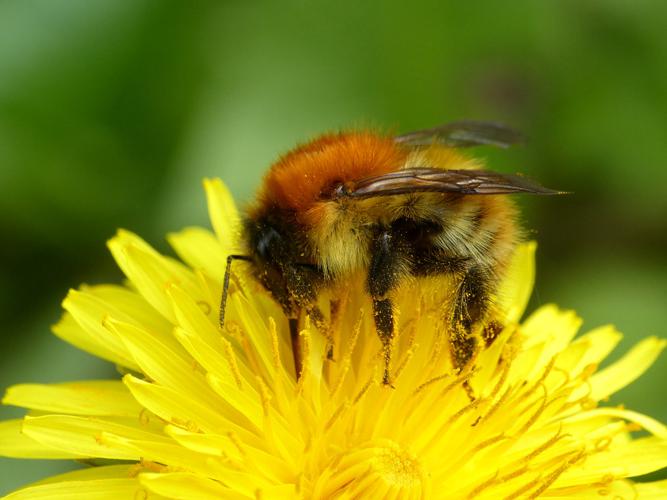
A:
82 284 172 336
123 375 258 438
546 479 638 499
562 408 667 438
3 381 141 417
521 304 582 352
164 424 236 457
108 319 225 412
634 479 667 499
164 424 296 483
21 415 168 460
29 464 138 485
171 321 264 406
60 283 178 367
51 313 125 371
203 178 242 251
2 478 147 500
167 282 225 349
257 484 301 499
513 305 582 382
56 291 138 371
496 240 536 324
558 436 667 485
167 226 228 280
589 336 666 401
170 327 264 427
98 433 239 484
139 472 247 500
107 230 203 324
0 419 79 459
227 292 279 381
557 324 622 374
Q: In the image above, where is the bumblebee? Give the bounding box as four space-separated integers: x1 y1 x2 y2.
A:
222 121 558 384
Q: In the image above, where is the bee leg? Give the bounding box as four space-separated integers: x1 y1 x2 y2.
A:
482 319 504 347
368 230 407 386
218 254 253 330
372 298 395 385
282 264 324 380
450 266 492 399
330 298 342 326
288 317 303 379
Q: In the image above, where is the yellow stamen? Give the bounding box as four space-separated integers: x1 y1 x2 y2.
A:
297 325 311 395
331 310 363 397
256 376 271 418
222 338 244 390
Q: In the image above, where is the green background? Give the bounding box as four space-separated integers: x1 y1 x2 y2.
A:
1 0 665 494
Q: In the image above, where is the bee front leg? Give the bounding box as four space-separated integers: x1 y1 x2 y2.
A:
219 254 253 330
368 229 408 386
288 317 302 378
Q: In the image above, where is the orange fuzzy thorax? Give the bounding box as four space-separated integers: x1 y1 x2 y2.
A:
258 132 407 214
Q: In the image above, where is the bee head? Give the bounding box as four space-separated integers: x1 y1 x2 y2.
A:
257 131 407 218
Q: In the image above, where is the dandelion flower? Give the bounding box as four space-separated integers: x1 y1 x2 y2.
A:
1 179 666 499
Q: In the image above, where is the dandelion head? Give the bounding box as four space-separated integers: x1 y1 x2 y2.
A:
1 179 666 499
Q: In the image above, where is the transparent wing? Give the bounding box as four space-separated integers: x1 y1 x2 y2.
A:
334 168 561 199
395 120 523 148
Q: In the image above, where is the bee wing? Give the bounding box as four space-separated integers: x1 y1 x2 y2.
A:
395 120 523 148
336 168 561 199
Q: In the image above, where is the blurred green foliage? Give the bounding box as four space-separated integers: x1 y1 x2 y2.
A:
1 0 665 493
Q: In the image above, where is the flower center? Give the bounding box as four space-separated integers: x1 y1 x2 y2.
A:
313 440 427 498
372 443 423 488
